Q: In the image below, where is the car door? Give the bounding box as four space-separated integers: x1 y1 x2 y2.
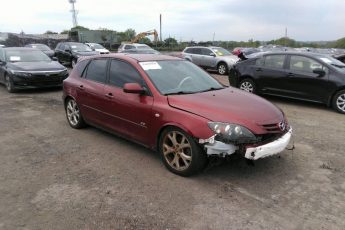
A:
278 55 331 103
103 59 154 144
0 49 5 83
76 58 109 127
200 48 217 68
189 48 203 66
254 54 288 94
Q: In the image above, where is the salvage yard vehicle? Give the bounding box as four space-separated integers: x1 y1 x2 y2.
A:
230 52 345 114
85 43 110 54
182 46 239 75
0 47 68 93
63 54 292 176
117 43 152 52
25 43 55 58
54 42 99 67
118 48 160 54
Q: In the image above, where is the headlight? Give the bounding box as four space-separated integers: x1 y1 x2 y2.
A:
10 70 32 77
208 122 257 143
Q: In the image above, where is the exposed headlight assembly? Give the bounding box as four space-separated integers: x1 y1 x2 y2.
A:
208 122 257 143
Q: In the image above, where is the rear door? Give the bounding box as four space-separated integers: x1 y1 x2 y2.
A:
103 59 154 144
279 55 331 103
254 54 288 94
77 58 109 127
200 48 217 68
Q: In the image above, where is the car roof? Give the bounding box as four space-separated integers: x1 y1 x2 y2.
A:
185 46 221 49
80 53 180 62
252 51 331 58
2 47 38 51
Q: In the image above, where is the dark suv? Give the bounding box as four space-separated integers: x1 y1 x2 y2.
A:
54 42 99 67
230 52 345 114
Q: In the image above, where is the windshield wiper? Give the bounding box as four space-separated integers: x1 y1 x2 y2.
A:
198 87 224 93
164 91 196 95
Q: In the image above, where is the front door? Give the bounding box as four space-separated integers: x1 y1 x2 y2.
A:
102 59 154 145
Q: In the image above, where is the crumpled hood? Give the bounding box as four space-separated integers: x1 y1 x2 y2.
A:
220 55 240 64
8 61 65 72
167 87 284 134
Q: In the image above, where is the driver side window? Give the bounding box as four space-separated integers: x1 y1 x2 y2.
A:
289 56 328 74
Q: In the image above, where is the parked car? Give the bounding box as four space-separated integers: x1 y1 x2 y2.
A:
85 43 110 54
0 44 5 48
117 43 152 52
181 46 239 75
25 43 55 58
0 47 68 93
54 42 99 67
63 54 292 176
333 53 345 64
118 48 160 54
230 52 345 114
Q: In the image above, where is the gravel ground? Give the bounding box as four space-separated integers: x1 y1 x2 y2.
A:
0 73 345 230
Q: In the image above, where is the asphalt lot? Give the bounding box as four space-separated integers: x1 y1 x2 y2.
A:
0 73 345 229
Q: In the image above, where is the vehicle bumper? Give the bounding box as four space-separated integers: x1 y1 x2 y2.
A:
12 74 68 89
244 128 293 160
202 128 293 160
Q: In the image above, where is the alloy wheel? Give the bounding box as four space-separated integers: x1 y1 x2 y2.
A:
5 76 11 91
162 131 192 171
336 93 345 112
240 81 254 93
66 99 80 126
218 64 227 75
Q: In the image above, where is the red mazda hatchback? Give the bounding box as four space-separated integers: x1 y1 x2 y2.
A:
63 54 292 176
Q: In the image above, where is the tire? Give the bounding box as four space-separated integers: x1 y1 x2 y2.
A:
71 59 77 68
217 62 228 75
239 78 256 94
65 98 86 129
159 127 208 177
332 90 345 114
5 74 16 93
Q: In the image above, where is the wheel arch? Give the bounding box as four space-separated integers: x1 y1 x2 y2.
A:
328 87 345 107
238 75 256 87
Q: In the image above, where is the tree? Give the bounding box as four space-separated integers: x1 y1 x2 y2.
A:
60 30 70 34
124 28 136 41
44 30 58 34
333 37 345 48
164 37 178 46
71 25 90 31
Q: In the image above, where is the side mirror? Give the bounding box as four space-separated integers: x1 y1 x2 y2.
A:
123 83 145 94
51 57 58 61
209 53 216 57
313 68 326 77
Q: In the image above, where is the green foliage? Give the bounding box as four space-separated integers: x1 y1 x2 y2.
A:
333 37 345 48
60 30 70 34
164 37 178 46
44 30 58 34
71 25 90 31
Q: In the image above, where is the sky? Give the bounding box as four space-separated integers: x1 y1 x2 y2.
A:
0 0 344 42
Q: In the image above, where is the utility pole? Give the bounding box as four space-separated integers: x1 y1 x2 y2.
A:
159 14 162 42
69 0 78 27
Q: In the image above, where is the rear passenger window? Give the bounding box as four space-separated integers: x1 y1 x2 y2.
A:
125 45 135 50
264 55 285 69
74 60 89 77
184 48 192 53
201 48 212 56
85 59 108 83
109 60 142 88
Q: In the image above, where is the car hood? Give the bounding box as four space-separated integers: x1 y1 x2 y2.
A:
72 51 99 56
43 50 55 56
167 87 284 134
7 61 66 72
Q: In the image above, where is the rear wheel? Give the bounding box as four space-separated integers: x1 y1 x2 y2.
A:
5 75 16 93
159 127 207 177
217 63 228 75
65 98 86 128
332 90 345 114
239 78 256 93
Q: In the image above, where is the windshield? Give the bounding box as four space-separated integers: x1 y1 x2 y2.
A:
137 45 150 49
141 60 224 95
211 47 231 56
5 50 51 62
70 43 92 52
92 44 105 49
31 44 51 51
319 56 345 73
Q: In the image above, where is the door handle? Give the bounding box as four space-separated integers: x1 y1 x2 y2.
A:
256 68 262 72
286 73 295 77
105 92 114 98
78 85 84 90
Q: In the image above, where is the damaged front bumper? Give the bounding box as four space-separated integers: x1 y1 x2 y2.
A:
200 128 293 160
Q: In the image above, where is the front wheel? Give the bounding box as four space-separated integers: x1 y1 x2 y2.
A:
332 90 345 114
217 63 228 75
159 127 208 177
239 78 256 93
65 98 86 128
5 75 16 93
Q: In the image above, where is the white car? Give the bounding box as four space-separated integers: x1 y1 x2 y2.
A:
117 43 152 52
85 43 110 54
